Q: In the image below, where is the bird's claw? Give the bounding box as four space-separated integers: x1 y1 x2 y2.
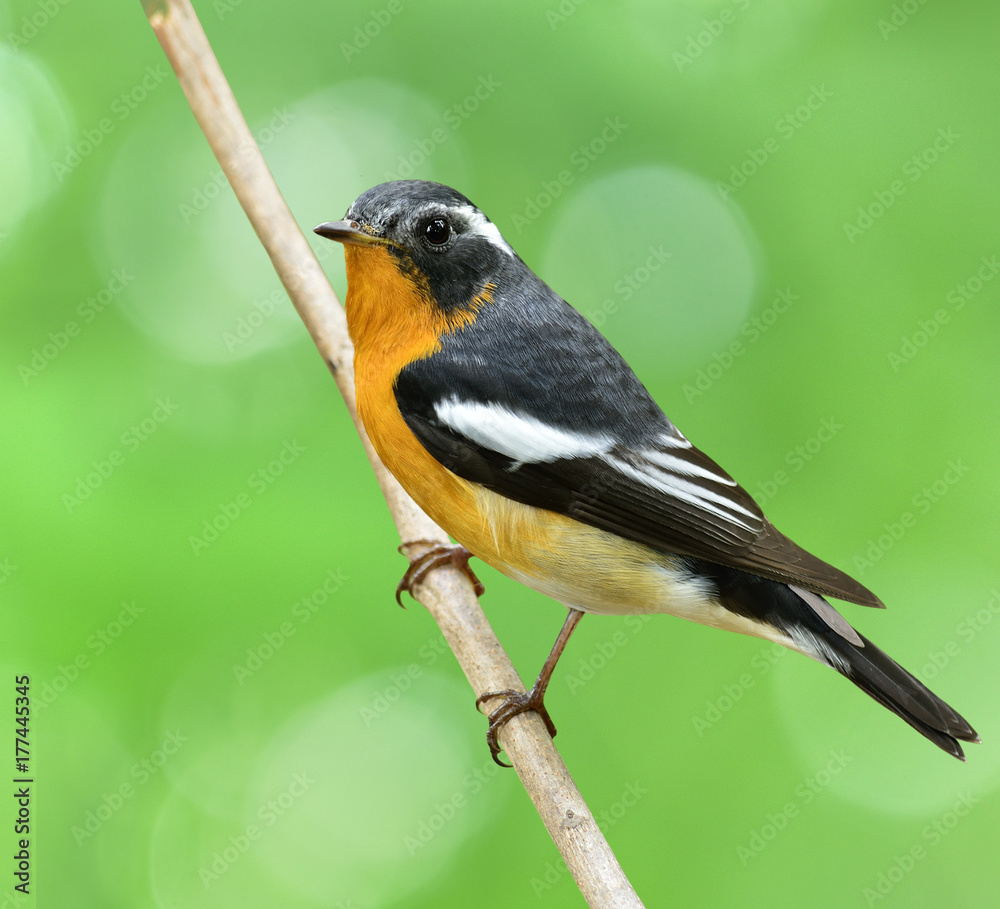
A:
395 540 485 607
475 685 558 767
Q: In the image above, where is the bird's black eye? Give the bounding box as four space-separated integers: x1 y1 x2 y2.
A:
424 217 451 246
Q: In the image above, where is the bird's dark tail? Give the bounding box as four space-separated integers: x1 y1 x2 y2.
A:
816 625 979 760
703 564 981 760
782 585 980 761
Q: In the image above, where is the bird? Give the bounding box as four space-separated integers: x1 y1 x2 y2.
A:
314 179 978 765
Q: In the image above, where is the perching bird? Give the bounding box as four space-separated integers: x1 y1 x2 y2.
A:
314 180 978 764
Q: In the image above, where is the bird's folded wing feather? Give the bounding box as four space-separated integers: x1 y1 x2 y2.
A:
395 368 882 608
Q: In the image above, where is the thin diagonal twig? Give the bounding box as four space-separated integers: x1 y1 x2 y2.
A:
142 2 644 905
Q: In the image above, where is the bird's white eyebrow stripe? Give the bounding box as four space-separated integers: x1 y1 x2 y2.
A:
458 205 514 257
434 398 613 463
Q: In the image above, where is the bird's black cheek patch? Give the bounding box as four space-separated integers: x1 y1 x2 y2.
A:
417 240 505 314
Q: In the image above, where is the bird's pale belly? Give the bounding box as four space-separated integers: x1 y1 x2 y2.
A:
403 453 787 644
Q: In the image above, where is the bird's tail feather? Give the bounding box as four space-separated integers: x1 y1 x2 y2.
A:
818 627 979 760
697 562 979 760
783 586 980 761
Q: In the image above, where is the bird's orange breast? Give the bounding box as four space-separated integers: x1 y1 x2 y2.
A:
343 244 489 545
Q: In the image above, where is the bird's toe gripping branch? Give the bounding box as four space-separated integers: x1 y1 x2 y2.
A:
476 685 559 767
396 540 485 607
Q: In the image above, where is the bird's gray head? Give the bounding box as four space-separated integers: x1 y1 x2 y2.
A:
314 180 516 312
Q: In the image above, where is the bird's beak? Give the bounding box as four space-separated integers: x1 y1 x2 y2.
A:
313 219 385 247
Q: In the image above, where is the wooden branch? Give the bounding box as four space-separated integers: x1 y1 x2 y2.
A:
142 2 644 905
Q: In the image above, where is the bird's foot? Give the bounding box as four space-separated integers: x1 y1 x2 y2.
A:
396 540 485 607
475 684 557 768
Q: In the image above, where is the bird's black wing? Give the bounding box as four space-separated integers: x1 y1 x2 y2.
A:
394 288 881 608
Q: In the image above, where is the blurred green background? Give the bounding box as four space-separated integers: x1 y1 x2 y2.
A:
3 0 999 906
